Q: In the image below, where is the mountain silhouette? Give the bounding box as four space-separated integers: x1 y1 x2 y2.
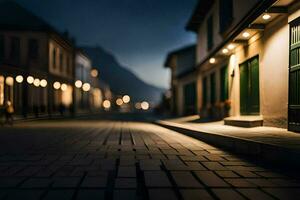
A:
82 46 165 104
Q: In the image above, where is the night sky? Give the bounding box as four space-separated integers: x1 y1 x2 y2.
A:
15 0 197 89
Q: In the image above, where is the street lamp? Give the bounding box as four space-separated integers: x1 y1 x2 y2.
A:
27 76 34 84
16 75 24 83
82 83 91 92
122 95 130 104
75 80 82 88
53 81 61 90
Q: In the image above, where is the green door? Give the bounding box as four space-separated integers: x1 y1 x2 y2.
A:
184 82 197 115
289 17 300 132
240 56 260 115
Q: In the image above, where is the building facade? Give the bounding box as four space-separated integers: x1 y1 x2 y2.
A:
165 45 200 116
0 1 75 117
187 0 300 130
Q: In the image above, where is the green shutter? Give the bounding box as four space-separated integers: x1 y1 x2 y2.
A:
184 82 197 115
220 66 228 101
210 73 216 105
202 77 207 107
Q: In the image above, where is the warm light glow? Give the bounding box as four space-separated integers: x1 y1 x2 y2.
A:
33 78 40 87
103 100 111 109
91 69 98 78
53 81 61 90
5 76 14 86
40 79 47 87
15 75 23 83
209 58 216 64
122 95 130 104
262 14 271 20
82 83 91 92
27 76 34 84
228 44 235 50
116 98 123 106
75 80 82 88
222 48 229 54
242 32 250 38
135 102 141 110
61 83 67 91
141 101 150 110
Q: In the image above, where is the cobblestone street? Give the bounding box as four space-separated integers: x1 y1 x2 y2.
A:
0 120 300 200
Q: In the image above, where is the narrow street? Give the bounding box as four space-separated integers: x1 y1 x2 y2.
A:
0 119 299 200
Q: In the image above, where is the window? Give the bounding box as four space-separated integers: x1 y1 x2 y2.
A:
28 39 39 60
210 72 216 105
202 77 208 107
219 0 233 33
207 15 214 51
220 66 228 101
59 52 63 72
52 48 56 69
0 35 4 61
10 37 20 62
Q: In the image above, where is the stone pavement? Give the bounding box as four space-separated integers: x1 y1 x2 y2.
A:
0 120 299 199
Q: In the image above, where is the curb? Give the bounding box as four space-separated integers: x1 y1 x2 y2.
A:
155 121 300 167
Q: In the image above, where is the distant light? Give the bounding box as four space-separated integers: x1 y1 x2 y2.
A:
209 58 216 64
16 75 23 83
122 95 130 104
40 79 47 88
91 69 98 78
228 44 235 50
242 31 250 38
53 81 61 90
135 102 142 110
27 76 34 84
5 76 14 86
116 98 123 106
103 100 111 109
262 14 271 20
61 83 67 91
222 48 229 54
75 80 82 88
33 78 40 87
82 83 91 92
141 101 149 110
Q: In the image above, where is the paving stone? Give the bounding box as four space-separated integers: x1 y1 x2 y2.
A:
263 188 300 200
113 190 137 200
215 170 239 178
118 166 136 177
6 189 44 200
114 178 136 189
224 178 256 188
80 176 107 188
0 178 24 188
21 178 52 188
52 177 81 188
204 155 225 161
76 189 105 200
237 188 274 200
171 171 203 188
148 189 178 200
235 171 260 178
212 188 245 200
180 189 214 200
194 171 229 187
185 162 206 170
202 162 228 171
144 171 172 187
180 155 207 161
245 178 278 187
44 190 74 200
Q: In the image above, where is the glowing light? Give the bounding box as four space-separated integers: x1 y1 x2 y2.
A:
61 83 67 91
40 79 47 87
15 75 23 83
242 31 250 38
5 76 14 86
135 102 141 110
82 83 91 92
103 100 111 109
262 14 271 20
27 76 34 84
53 81 61 90
222 48 229 54
209 58 216 64
122 95 130 104
141 101 149 110
228 44 235 50
33 78 40 87
91 69 98 78
75 80 82 88
116 98 123 106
